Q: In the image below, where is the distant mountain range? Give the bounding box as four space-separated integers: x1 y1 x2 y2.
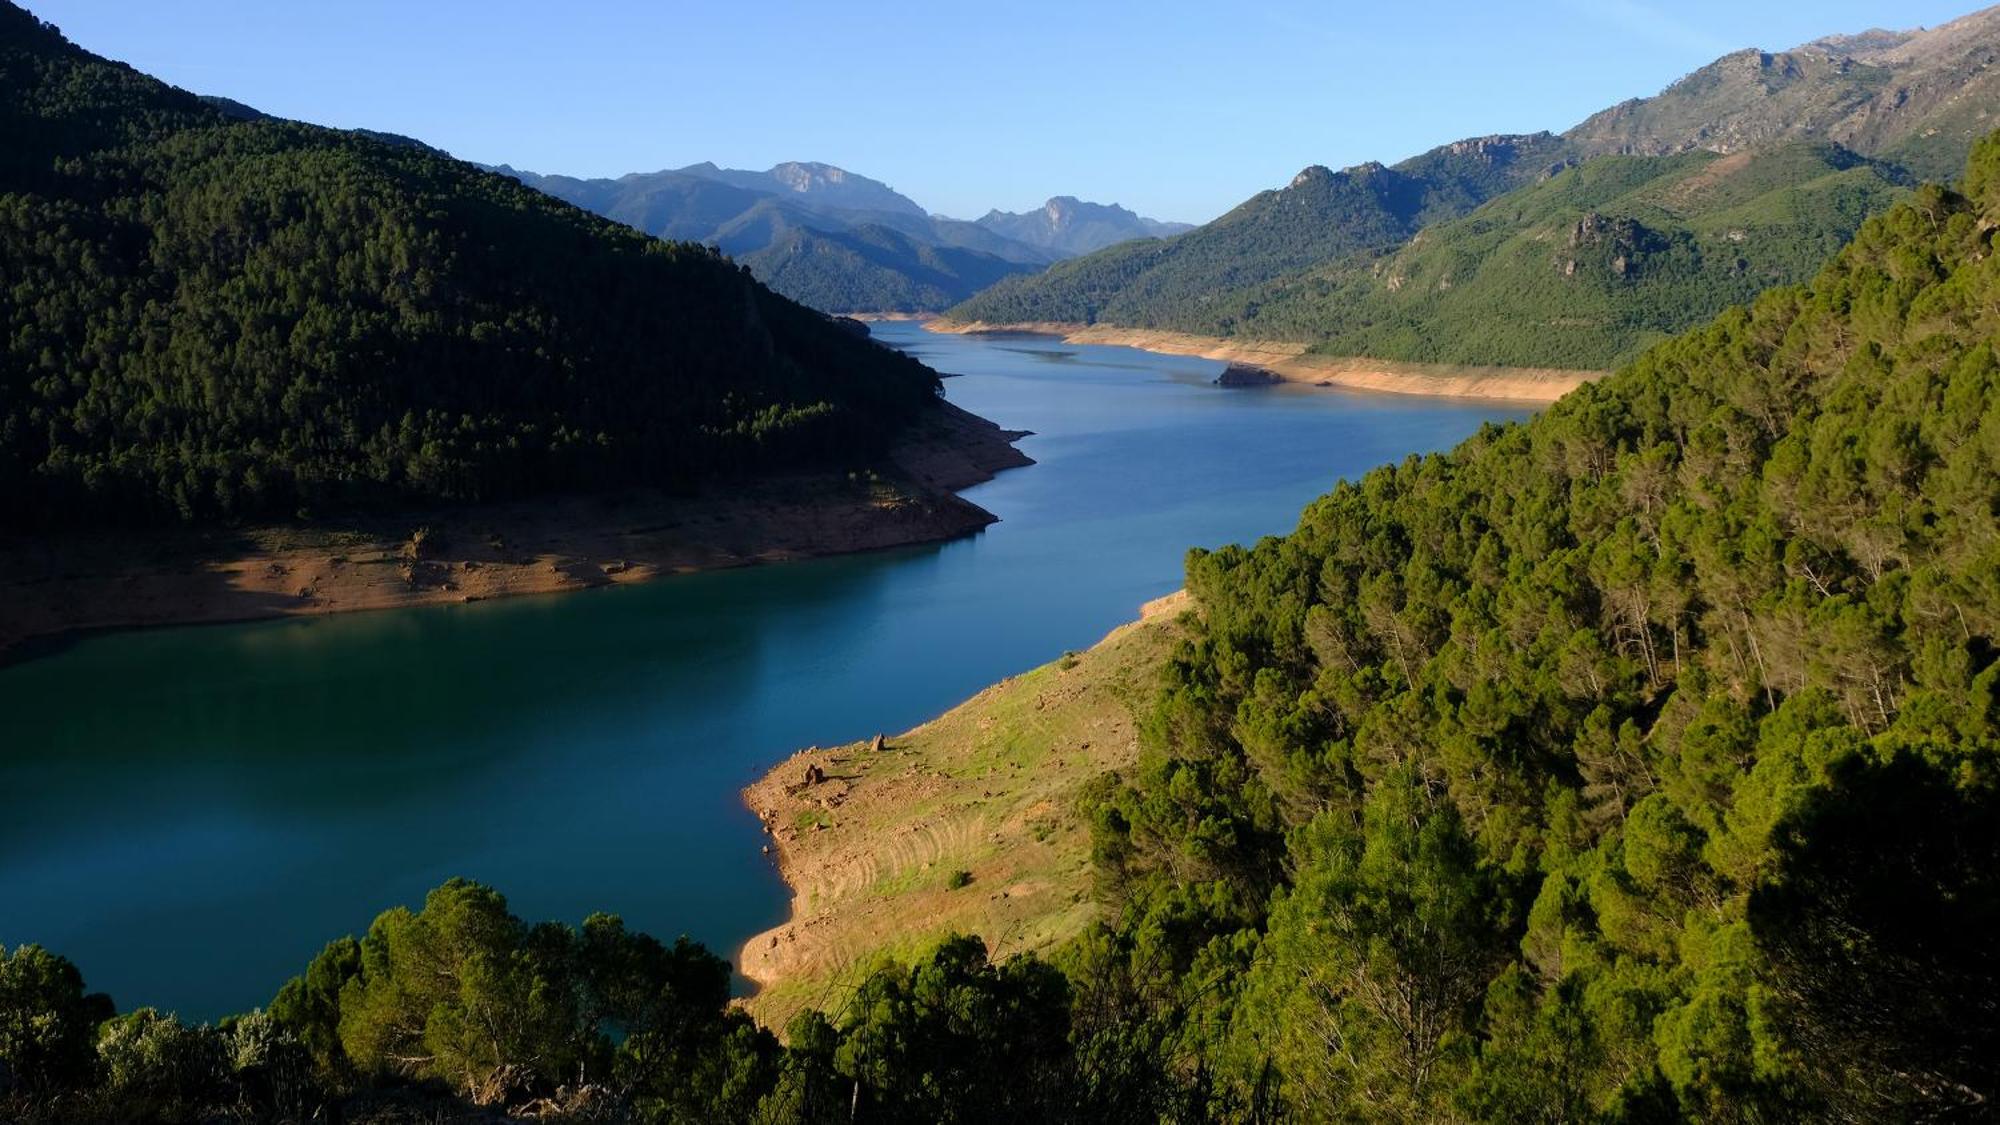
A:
951 5 2000 370
971 197 1194 257
485 161 1190 313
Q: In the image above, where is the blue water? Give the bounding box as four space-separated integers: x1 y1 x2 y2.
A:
0 323 1529 1019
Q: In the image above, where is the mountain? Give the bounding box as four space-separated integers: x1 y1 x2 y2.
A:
950 7 2000 367
673 159 929 218
1567 5 2000 181
949 132 1575 327
973 196 1193 257
492 162 1200 313
491 162 1052 313
0 2 945 527
1167 141 1912 369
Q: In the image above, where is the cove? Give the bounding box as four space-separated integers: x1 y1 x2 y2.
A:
0 323 1531 1021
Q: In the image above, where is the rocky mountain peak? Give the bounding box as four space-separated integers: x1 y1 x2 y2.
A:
1289 165 1335 189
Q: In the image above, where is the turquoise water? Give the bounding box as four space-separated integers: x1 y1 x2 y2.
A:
0 323 1530 1020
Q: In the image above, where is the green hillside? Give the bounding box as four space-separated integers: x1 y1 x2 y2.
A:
1081 133 2000 1120
1232 142 1910 369
0 4 941 528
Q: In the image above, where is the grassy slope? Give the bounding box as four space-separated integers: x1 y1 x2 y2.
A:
739 593 1189 1030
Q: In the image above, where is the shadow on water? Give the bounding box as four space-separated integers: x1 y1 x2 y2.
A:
0 321 1530 1020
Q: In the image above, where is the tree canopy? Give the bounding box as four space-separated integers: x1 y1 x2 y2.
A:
1075 130 2000 1120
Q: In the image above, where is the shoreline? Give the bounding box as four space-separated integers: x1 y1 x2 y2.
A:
927 318 1600 403
738 590 1190 1028
0 401 1032 664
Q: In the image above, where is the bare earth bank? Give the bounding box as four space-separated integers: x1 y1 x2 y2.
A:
0 401 1031 661
927 319 1600 403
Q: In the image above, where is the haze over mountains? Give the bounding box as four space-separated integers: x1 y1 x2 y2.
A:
951 6 2000 370
490 159 1190 313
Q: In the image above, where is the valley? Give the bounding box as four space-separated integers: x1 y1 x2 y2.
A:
3 1 1998 1120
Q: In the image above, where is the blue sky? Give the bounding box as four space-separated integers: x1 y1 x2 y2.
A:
27 0 1984 222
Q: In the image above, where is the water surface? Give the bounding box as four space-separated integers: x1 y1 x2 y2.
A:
0 323 1529 1019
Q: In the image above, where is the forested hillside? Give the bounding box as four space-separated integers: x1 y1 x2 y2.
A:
1202 142 1910 369
1075 131 2000 1120
0 5 942 528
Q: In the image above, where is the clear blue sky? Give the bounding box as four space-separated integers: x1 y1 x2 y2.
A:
26 0 1984 223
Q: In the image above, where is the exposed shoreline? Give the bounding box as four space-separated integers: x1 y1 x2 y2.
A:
926 318 1600 403
0 401 1032 664
738 590 1190 1028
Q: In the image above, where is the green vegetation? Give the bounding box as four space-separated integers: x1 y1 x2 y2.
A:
0 882 1134 1123
738 222 1037 313
1247 143 1909 369
11 129 1997 1125
1071 134 2000 1119
9 4 2000 1121
0 5 941 527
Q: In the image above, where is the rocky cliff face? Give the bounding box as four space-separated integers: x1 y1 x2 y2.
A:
1563 5 2000 180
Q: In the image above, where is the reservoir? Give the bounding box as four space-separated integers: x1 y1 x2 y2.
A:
0 323 1530 1020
